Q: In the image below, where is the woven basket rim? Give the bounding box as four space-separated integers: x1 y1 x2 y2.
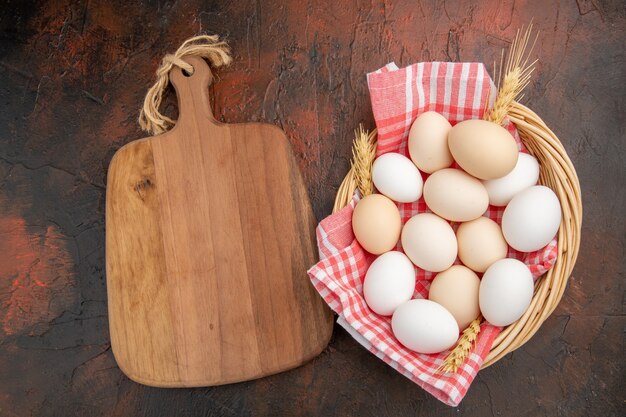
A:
332 101 582 368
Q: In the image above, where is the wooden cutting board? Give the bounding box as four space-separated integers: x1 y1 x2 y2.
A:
106 56 333 387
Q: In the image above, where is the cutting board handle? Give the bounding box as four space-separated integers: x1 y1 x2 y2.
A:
169 55 219 129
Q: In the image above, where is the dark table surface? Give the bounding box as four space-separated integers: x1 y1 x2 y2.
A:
0 1 624 416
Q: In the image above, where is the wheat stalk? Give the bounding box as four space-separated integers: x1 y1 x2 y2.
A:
351 124 376 196
484 24 538 125
438 315 483 374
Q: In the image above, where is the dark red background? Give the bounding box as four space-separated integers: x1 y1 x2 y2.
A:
0 1 623 416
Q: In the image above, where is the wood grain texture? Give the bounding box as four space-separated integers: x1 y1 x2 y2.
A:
106 56 332 387
0 1 624 416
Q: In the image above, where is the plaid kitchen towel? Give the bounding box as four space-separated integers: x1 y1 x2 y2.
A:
307 61 558 406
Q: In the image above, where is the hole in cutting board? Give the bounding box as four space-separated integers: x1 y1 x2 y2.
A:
182 65 194 77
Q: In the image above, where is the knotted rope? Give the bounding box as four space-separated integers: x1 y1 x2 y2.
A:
139 35 232 135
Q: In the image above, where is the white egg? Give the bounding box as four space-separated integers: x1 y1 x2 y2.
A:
391 299 459 354
372 153 423 203
482 153 540 206
363 251 416 316
502 185 562 252
479 259 534 327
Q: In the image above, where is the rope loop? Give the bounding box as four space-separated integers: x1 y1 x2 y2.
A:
139 34 232 135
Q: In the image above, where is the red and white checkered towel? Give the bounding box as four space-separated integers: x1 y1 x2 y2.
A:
307 61 558 406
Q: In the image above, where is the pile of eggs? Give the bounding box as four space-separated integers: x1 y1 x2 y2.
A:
353 111 562 354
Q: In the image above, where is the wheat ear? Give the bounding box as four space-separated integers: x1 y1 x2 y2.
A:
484 24 538 125
438 315 483 373
351 124 376 196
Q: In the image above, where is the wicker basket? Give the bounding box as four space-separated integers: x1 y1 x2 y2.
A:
332 101 582 368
